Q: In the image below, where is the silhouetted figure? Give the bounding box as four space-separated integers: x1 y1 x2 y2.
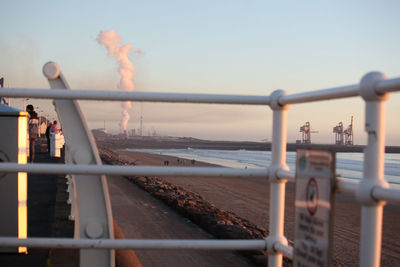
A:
45 122 53 153
26 105 39 163
0 77 8 104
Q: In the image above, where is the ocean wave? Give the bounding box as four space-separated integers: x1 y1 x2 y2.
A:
124 148 400 185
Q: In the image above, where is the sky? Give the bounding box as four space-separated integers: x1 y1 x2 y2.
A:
1 0 400 145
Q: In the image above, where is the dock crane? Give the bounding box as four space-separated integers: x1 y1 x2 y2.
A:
299 122 318 144
333 122 344 145
344 116 354 145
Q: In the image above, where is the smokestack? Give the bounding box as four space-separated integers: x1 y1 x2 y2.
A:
97 30 136 133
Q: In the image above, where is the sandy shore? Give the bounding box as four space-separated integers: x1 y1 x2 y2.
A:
95 134 400 153
113 148 400 267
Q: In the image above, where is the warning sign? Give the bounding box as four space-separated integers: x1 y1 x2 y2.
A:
306 177 318 216
294 149 336 267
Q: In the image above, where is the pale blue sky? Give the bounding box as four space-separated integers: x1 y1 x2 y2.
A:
1 1 400 144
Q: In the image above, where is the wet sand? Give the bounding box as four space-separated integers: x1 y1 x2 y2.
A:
114 149 400 267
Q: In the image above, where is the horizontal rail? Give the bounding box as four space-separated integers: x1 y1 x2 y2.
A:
277 172 400 203
2 76 399 106
276 170 360 196
276 169 295 182
336 178 358 195
278 76 400 105
375 77 400 94
372 186 400 203
0 237 266 250
4 163 398 203
279 84 360 105
0 162 268 178
273 242 293 259
0 88 271 105
334 179 400 204
3 162 398 202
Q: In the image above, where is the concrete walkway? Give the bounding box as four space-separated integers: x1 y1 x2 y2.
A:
107 175 256 267
0 140 76 267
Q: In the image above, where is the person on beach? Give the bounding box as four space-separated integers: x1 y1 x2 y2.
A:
26 105 39 163
45 121 53 153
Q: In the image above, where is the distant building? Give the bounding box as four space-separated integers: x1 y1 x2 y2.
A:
92 129 108 138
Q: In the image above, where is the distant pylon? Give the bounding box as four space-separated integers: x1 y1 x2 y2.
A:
299 122 318 144
333 122 344 145
344 116 354 145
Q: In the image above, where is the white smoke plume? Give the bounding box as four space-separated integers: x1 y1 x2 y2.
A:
97 30 136 133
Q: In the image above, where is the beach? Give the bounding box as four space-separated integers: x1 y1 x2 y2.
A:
99 140 400 267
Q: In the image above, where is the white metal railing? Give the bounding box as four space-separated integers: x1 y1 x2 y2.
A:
1 77 398 104
0 237 267 250
0 163 268 178
1 163 397 204
0 87 271 105
0 62 399 267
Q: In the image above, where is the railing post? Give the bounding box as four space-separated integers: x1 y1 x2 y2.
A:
266 90 290 267
42 62 115 267
358 72 390 267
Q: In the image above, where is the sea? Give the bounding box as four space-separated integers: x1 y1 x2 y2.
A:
125 148 400 189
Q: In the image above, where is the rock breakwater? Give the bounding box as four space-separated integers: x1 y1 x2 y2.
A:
98 144 277 265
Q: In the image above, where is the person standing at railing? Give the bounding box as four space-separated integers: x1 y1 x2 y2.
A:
26 104 39 163
45 121 53 153
49 120 64 158
50 120 61 134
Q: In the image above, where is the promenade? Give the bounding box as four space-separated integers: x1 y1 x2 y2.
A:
0 140 76 267
0 140 255 267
